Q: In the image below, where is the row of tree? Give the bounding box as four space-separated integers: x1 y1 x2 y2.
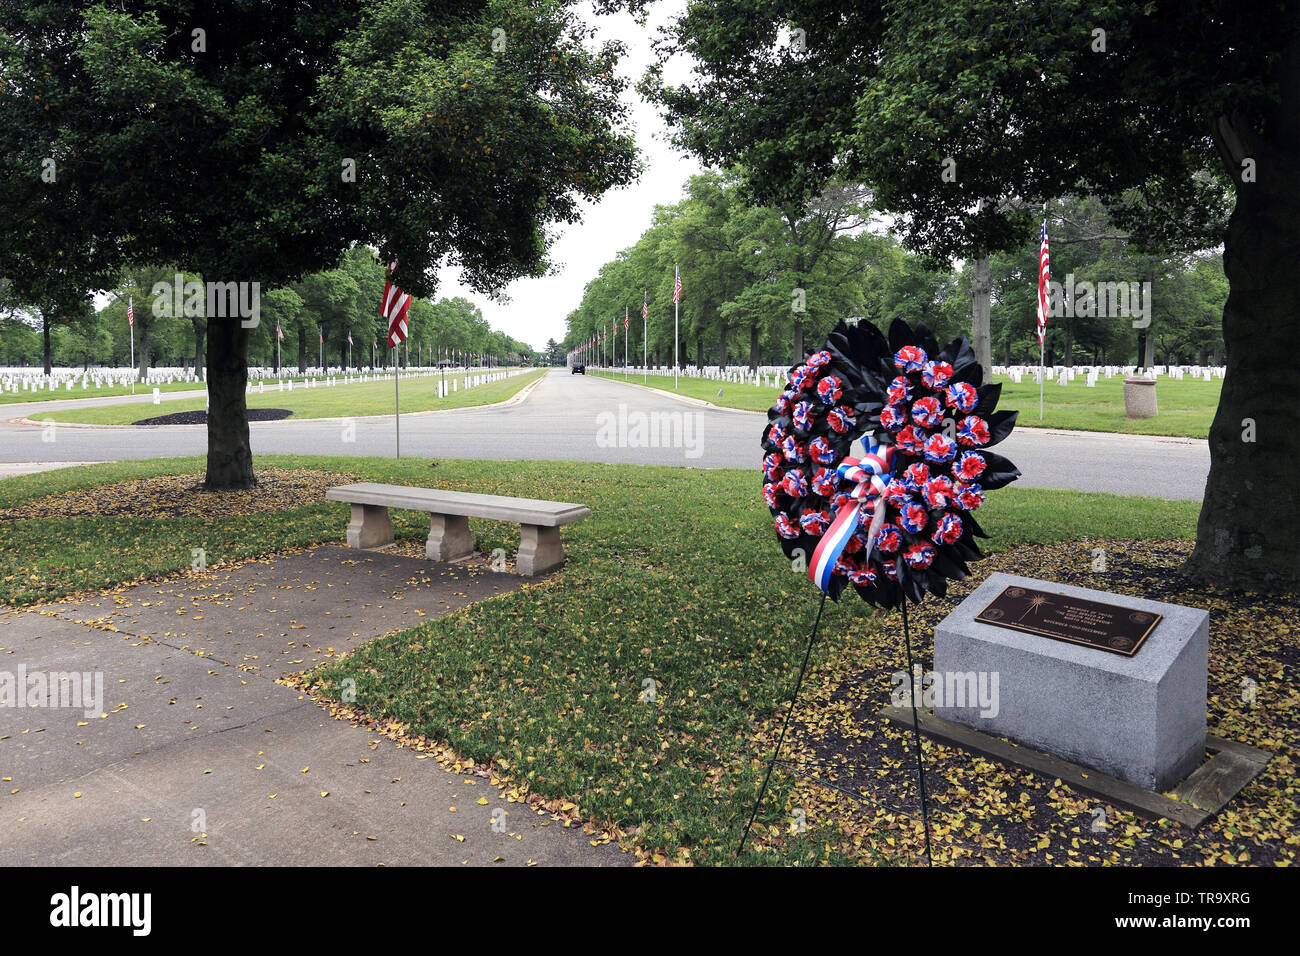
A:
564 173 1228 371
0 249 535 372
597 0 1296 590
0 0 635 486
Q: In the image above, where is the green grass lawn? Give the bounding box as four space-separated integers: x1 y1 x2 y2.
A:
26 368 542 424
0 378 206 404
0 455 1202 864
587 368 1221 439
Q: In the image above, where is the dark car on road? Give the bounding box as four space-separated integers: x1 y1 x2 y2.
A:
571 363 585 374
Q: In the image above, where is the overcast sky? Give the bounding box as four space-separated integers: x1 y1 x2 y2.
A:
435 1 702 353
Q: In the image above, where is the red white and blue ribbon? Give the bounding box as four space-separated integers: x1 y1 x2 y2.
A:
808 444 895 592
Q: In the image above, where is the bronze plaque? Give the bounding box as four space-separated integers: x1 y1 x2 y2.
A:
974 585 1161 657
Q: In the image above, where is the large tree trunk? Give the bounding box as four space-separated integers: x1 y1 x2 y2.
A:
970 256 993 381
1185 94 1300 592
718 321 728 368
749 324 760 370
297 327 307 373
204 318 255 490
792 318 804 367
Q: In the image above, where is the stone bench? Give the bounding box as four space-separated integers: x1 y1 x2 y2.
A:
325 482 589 576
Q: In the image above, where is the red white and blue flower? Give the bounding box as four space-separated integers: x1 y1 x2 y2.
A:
875 524 903 554
809 436 838 466
924 432 957 463
793 401 815 433
789 365 815 392
800 509 831 536
921 475 955 509
904 542 936 569
781 471 808 498
880 404 908 432
911 396 943 428
775 513 800 539
955 482 984 511
922 361 954 389
954 451 986 482
827 406 857 434
816 375 844 405
900 501 929 534
944 381 978 413
887 376 912 404
957 415 990 447
807 350 833 369
848 565 877 587
897 425 928 455
762 483 782 509
932 513 963 545
811 467 839 497
883 480 913 508
894 345 927 372
781 435 807 463
904 462 931 487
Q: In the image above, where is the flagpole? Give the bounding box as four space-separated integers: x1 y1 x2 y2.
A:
643 292 647 384
1040 338 1045 421
674 266 679 390
1038 205 1049 421
128 296 135 395
394 345 401 458
624 306 628 380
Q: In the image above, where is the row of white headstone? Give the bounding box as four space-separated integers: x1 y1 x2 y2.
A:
0 366 206 393
242 367 524 397
996 364 1225 387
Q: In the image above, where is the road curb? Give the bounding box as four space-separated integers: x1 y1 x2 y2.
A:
584 372 765 414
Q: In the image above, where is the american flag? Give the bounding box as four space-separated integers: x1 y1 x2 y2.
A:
673 266 682 304
347 330 353 346
276 321 283 341
380 260 410 348
1036 219 1051 346
642 290 647 322
127 298 133 328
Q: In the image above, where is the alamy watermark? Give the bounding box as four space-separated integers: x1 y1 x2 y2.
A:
1047 273 1151 328
595 403 703 459
151 273 260 328
891 665 1000 718
0 666 103 719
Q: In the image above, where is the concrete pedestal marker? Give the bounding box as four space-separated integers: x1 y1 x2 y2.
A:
933 572 1208 791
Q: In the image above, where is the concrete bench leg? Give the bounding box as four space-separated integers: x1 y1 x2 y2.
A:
346 503 394 549
427 513 474 562
516 524 563 576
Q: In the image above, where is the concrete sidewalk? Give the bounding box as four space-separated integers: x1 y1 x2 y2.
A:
0 545 628 867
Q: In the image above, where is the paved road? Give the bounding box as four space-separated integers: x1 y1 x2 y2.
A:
0 369 1209 500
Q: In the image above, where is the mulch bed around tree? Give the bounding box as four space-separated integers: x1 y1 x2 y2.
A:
131 408 293 425
0 469 356 521
749 539 1297 866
